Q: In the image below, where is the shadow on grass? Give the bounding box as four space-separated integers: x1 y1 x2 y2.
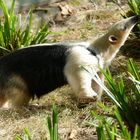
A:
121 38 140 60
0 104 53 119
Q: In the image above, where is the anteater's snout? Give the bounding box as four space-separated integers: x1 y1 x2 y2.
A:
130 15 140 24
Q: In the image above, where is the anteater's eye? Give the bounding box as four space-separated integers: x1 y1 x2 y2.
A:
109 35 118 43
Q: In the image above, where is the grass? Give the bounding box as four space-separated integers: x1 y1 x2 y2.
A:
16 128 32 140
15 105 59 140
0 0 49 55
93 105 140 140
101 59 140 130
85 59 140 139
47 106 59 140
128 0 140 15
126 0 140 37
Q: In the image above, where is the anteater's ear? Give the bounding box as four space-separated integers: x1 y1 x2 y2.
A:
108 35 118 43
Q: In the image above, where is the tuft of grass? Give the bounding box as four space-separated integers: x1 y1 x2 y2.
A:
16 128 32 140
126 0 140 37
0 0 49 56
47 105 59 140
93 105 140 140
15 105 59 140
102 59 140 130
128 0 140 15
83 58 140 134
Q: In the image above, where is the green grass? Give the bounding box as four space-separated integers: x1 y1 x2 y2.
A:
126 0 140 37
87 59 140 139
128 0 140 15
0 0 49 56
15 106 59 140
47 105 59 140
16 128 32 140
102 59 140 130
82 58 140 139
93 105 140 140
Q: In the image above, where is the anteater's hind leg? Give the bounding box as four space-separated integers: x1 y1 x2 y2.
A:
0 75 31 109
1 88 31 109
0 95 7 108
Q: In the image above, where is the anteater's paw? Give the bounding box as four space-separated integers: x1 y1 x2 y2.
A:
77 96 97 108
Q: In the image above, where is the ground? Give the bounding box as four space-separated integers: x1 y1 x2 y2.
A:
0 1 140 140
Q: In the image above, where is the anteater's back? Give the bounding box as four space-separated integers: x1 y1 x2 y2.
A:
0 45 68 98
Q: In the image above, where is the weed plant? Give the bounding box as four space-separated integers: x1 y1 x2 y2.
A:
0 0 49 56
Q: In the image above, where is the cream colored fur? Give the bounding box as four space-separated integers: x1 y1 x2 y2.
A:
64 46 103 99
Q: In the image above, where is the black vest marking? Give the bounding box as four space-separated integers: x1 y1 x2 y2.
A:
86 48 97 56
86 47 100 65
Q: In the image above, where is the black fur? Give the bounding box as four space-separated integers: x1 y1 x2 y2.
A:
87 48 97 56
0 44 69 98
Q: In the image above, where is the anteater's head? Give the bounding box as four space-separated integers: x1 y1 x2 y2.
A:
92 16 140 62
107 15 140 47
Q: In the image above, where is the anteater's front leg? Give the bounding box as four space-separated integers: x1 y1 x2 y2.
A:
65 66 98 102
92 72 104 101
